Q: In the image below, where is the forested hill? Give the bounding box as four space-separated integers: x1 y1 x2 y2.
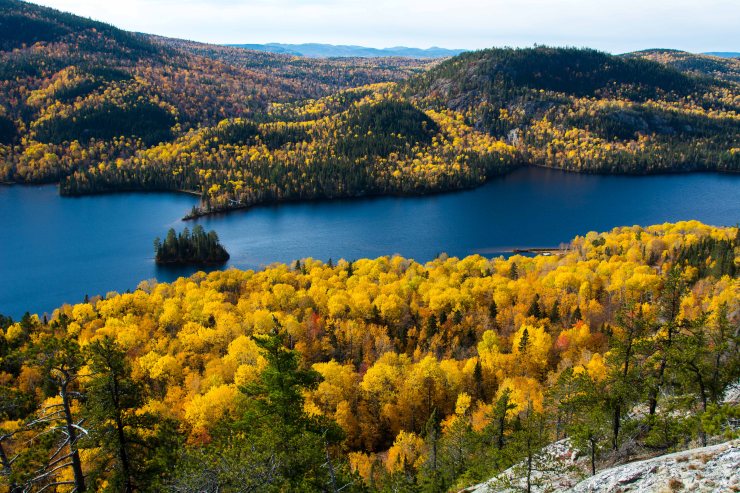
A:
60 90 519 217
627 49 740 83
0 0 154 54
704 52 740 59
0 0 428 181
1 2 738 215
404 46 739 173
152 36 433 89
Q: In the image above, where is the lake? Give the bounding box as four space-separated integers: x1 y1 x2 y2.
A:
1 167 739 318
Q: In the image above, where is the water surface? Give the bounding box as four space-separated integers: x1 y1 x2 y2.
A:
1 167 738 318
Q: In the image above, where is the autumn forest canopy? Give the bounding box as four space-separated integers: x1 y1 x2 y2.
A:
1 221 739 492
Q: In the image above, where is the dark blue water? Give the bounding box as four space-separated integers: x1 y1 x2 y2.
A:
1 167 739 318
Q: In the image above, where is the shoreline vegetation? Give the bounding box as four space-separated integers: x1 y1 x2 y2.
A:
4 166 739 222
179 177 498 220
510 247 565 255
54 164 740 221
78 163 740 220
154 225 230 265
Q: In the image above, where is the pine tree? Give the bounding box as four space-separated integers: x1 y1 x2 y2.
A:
607 302 649 450
527 294 542 318
30 336 88 492
85 337 180 491
489 301 498 323
549 300 560 323
518 328 530 354
426 314 438 338
509 262 519 280
238 323 347 490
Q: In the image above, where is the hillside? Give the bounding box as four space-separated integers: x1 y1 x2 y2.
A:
405 46 740 174
1 4 739 217
58 87 518 217
0 0 427 183
154 36 433 87
230 42 466 58
1 221 738 491
627 49 740 83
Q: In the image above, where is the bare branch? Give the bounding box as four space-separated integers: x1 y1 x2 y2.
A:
29 461 74 483
34 480 76 493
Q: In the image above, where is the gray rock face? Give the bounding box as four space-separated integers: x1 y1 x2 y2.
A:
462 440 739 493
570 440 739 493
463 439 587 492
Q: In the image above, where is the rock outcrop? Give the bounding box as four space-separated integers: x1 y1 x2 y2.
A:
570 440 739 493
464 440 739 493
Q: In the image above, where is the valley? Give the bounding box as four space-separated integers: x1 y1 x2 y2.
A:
0 1 738 492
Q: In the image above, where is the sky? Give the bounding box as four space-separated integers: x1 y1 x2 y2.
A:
30 0 740 54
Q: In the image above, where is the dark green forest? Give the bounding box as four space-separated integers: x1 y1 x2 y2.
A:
154 226 230 264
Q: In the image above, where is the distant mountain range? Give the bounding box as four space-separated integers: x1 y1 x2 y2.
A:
229 43 466 58
703 52 740 58
231 44 740 61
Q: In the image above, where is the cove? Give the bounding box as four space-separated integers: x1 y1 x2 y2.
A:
1 167 739 319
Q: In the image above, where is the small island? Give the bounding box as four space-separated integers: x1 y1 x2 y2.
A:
154 225 230 265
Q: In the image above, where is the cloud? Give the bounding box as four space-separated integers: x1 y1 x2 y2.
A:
31 0 740 53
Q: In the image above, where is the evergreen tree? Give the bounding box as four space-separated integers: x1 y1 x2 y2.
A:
518 328 530 354
155 227 229 264
606 302 649 450
527 294 542 318
85 337 180 492
426 314 438 338
557 369 610 476
490 389 516 451
509 263 519 280
29 336 88 492
489 301 498 323
549 300 560 323
239 325 348 491
493 402 550 493
572 306 582 323
646 266 687 418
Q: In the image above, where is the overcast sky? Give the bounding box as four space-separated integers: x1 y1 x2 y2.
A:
31 0 740 53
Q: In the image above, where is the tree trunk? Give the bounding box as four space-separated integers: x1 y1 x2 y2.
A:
324 441 338 493
526 438 533 493
60 382 86 493
0 440 19 492
497 414 506 450
648 321 676 417
648 356 666 417
590 437 596 476
111 375 133 493
691 365 709 447
115 411 133 493
612 404 621 451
